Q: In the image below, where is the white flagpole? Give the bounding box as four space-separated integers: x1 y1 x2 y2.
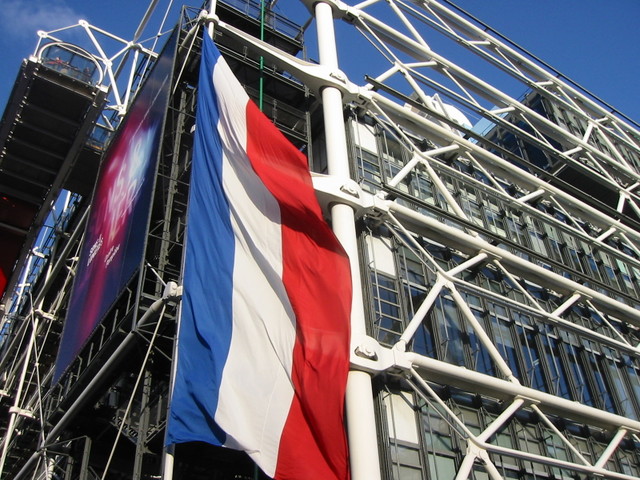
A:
208 0 217 39
160 444 175 480
161 280 184 480
161 5 219 476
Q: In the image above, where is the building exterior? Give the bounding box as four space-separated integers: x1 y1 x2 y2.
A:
1 0 640 479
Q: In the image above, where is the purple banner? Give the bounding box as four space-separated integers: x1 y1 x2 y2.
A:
54 31 177 381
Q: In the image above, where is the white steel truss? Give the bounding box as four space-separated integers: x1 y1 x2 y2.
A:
2 0 640 479
292 0 640 478
31 15 161 119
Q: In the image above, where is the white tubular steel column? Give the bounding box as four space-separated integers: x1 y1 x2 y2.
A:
314 3 382 479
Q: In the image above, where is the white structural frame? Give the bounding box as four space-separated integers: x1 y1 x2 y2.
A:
32 18 159 117
3 0 640 478
314 3 383 479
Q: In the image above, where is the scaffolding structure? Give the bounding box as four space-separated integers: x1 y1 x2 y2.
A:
1 0 640 479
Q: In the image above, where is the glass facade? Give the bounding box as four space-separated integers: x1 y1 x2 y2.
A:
354 99 640 477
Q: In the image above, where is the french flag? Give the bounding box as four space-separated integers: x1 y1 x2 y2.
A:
166 30 352 480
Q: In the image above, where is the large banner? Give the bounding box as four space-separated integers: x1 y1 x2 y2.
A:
53 31 177 382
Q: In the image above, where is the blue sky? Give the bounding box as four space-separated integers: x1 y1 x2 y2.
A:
0 0 639 124
448 0 640 124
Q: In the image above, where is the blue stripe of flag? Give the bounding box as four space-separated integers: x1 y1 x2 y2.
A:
167 34 233 446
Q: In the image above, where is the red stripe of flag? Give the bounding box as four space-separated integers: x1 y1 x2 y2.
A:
244 101 351 479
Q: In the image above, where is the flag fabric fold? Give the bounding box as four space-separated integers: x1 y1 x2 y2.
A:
166 30 351 480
